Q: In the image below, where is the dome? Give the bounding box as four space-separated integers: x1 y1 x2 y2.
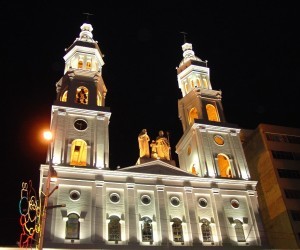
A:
179 43 202 66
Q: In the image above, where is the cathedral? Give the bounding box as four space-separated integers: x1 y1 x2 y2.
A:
36 22 268 249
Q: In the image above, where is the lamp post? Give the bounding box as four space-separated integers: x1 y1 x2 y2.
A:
38 131 55 250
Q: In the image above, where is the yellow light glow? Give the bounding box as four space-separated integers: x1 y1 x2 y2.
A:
43 131 53 141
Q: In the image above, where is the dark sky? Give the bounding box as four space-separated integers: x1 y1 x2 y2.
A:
1 0 299 246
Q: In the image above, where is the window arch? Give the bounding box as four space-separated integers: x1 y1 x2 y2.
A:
66 213 80 239
201 219 213 242
75 86 89 105
97 92 102 106
217 153 232 178
196 78 201 87
202 78 208 88
188 107 199 124
86 60 91 70
141 217 153 242
234 220 246 242
70 139 87 166
108 216 121 241
206 104 219 122
78 59 83 69
61 90 68 102
171 218 184 242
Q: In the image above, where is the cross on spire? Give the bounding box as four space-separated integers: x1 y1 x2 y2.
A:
180 31 188 44
83 12 94 23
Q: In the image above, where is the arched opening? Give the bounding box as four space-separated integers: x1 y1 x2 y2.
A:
206 104 219 122
141 216 153 242
65 213 80 239
78 59 83 69
189 107 199 125
70 139 87 166
61 90 68 102
234 220 246 242
201 219 213 242
108 215 121 242
75 86 89 105
97 91 102 106
217 154 232 178
171 218 183 242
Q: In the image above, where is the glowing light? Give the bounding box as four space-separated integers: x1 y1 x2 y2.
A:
43 131 53 141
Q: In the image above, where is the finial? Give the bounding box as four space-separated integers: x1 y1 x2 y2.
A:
83 12 94 23
180 31 188 44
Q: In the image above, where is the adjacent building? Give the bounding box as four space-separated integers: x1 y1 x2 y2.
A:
243 123 300 249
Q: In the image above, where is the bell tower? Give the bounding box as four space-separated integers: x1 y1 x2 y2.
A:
176 42 251 180
49 22 111 169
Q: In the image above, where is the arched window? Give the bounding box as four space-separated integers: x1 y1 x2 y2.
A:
234 220 246 242
75 86 89 105
78 59 83 69
141 217 153 242
108 216 121 241
206 104 219 122
184 81 189 94
202 78 208 88
97 92 102 106
189 107 199 124
61 90 68 102
66 213 80 239
201 219 213 242
191 165 197 175
196 78 201 87
172 218 183 242
86 60 91 70
70 139 87 166
217 154 232 178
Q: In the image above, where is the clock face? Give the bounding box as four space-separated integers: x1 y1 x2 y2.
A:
74 119 88 131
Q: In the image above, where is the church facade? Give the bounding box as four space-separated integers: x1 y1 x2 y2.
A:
38 22 267 249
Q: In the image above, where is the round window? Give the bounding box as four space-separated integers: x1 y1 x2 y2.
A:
110 193 120 203
231 199 240 208
198 198 208 207
70 190 81 201
170 196 180 207
141 195 151 205
214 135 224 145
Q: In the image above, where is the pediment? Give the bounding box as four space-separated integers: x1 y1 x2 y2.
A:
118 159 194 177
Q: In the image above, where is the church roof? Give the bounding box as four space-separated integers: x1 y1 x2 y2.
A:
118 159 195 177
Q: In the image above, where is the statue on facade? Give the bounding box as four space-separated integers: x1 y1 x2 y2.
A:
138 129 150 158
151 130 171 160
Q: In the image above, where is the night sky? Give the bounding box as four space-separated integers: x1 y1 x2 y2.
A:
1 1 299 246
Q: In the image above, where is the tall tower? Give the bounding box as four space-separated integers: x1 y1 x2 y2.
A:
50 22 110 169
176 42 250 180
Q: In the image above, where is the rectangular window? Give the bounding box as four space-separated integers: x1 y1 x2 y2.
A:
265 132 300 144
272 150 294 160
284 189 300 199
290 210 300 221
278 169 300 179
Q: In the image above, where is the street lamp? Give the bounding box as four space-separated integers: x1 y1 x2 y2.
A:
38 130 58 250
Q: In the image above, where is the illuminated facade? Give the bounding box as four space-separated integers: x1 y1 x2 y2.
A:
39 22 267 249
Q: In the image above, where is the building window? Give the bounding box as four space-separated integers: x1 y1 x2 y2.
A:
70 139 87 166
234 220 246 242
78 59 83 69
265 132 300 144
206 104 219 122
141 195 151 205
171 218 184 242
69 190 81 201
86 60 91 70
198 198 208 208
108 216 121 241
231 199 240 209
217 154 232 178
271 150 300 161
284 189 300 199
141 217 153 242
110 193 120 203
278 169 300 178
290 210 300 221
201 219 212 242
75 86 88 104
188 107 198 125
66 213 80 239
170 196 180 207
